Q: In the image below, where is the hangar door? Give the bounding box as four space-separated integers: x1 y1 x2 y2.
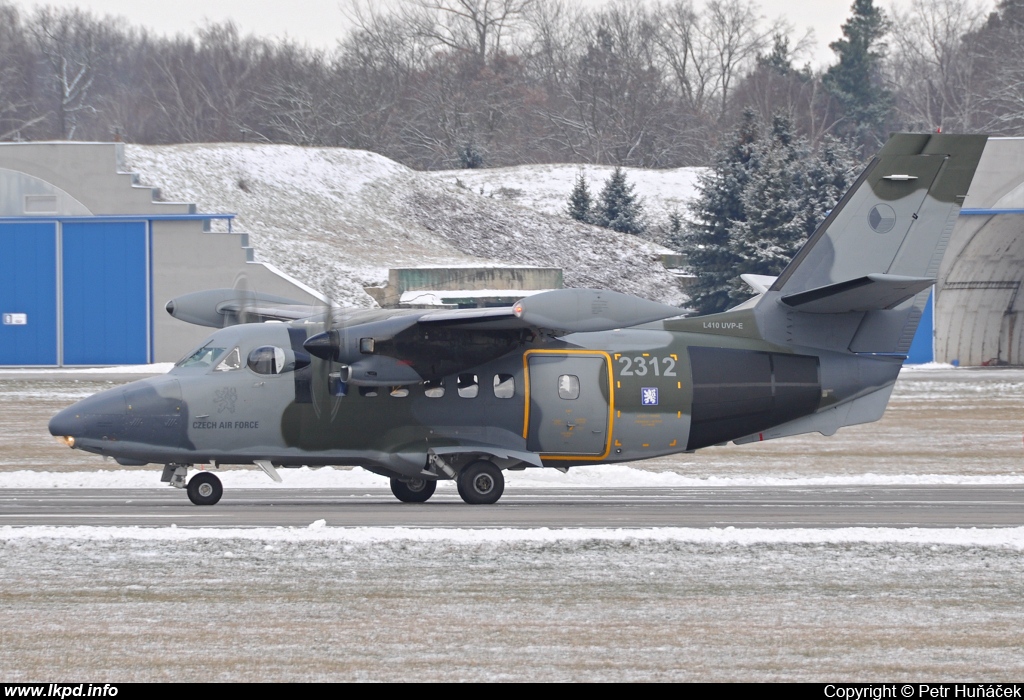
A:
0 220 150 365
0 222 58 365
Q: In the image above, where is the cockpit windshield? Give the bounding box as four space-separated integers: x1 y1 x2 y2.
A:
176 343 227 369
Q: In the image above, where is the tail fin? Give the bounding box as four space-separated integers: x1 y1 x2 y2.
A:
766 133 987 353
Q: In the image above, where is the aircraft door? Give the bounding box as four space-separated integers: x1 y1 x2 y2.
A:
526 351 612 457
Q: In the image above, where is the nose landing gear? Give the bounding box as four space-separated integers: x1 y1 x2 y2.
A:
162 464 224 505
186 471 223 506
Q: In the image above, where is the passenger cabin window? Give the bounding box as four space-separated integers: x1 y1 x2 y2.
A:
390 387 410 397
493 374 515 399
424 380 445 398
457 374 479 398
359 387 378 397
215 347 242 372
558 374 580 400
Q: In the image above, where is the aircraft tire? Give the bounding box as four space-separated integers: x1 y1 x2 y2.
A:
456 461 504 505
186 472 223 506
390 477 437 503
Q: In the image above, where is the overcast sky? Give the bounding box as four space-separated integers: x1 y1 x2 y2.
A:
10 0 994 68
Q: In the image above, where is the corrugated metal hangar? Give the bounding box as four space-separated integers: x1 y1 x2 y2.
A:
935 137 1024 366
0 142 319 366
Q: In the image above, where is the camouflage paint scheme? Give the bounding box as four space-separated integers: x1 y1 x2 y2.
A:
49 134 988 504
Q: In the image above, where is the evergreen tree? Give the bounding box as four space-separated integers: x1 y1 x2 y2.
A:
680 112 859 315
665 210 684 249
823 0 894 152
595 166 646 234
566 170 594 224
458 141 484 169
797 135 860 239
679 110 760 315
730 115 806 298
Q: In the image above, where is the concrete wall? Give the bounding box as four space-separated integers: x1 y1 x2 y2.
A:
937 137 1024 366
0 142 321 364
149 221 323 362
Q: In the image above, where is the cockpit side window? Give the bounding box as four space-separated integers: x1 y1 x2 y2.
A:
215 347 242 372
246 346 310 375
176 343 227 369
247 346 286 375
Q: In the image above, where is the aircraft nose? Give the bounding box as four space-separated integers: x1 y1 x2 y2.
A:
48 388 126 444
48 404 79 439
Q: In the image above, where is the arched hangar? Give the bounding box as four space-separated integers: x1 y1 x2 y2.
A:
935 137 1024 366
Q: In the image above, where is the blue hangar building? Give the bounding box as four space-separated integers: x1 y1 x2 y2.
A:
0 142 318 366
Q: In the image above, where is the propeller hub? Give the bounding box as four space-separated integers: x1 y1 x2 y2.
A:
304 330 340 361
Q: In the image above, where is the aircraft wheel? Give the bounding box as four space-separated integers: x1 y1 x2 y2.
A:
457 461 504 505
186 472 223 506
390 477 437 503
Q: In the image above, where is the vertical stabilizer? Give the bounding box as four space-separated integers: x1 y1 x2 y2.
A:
765 133 987 354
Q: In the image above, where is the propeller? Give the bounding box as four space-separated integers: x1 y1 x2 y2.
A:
230 272 257 326
306 277 344 423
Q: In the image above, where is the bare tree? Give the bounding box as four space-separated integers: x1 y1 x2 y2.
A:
890 0 984 132
701 0 781 120
29 7 111 139
656 0 717 115
401 0 536 64
0 2 46 140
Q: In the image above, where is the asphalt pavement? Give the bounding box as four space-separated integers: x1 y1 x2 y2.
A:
2 485 1022 528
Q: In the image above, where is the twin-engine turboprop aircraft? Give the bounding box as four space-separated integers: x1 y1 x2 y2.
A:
49 133 987 505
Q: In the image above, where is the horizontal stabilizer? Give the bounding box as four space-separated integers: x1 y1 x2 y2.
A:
740 274 778 294
780 274 934 314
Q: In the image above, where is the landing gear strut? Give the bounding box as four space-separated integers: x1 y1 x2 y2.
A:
457 460 504 505
186 472 223 506
390 477 437 503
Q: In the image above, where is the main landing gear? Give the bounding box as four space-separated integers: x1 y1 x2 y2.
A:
389 459 506 505
390 477 437 503
456 460 504 505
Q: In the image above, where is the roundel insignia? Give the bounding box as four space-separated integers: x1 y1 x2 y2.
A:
868 204 896 233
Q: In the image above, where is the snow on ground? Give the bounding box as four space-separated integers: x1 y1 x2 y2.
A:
3 524 1024 547
5 366 1024 680
123 145 687 307
2 530 1023 681
422 163 704 232
0 363 174 375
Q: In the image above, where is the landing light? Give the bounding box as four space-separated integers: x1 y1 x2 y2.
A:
56 436 75 448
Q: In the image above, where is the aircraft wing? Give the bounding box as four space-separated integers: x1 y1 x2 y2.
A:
417 288 684 333
302 288 684 386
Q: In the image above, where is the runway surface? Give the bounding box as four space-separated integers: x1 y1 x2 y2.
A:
4 484 1023 528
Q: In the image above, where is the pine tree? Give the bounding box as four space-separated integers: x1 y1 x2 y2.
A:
679 110 760 315
823 0 894 152
595 166 646 234
566 170 594 224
